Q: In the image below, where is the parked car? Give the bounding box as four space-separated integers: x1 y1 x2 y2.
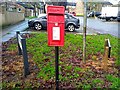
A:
28 13 80 31
87 11 101 17
117 11 120 22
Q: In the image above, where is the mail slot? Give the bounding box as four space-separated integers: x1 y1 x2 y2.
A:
47 5 65 46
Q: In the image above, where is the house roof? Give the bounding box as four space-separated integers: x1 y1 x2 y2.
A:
17 2 34 9
17 2 41 9
101 2 113 5
67 2 76 6
0 2 25 9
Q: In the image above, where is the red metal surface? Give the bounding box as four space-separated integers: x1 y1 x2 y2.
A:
47 6 65 46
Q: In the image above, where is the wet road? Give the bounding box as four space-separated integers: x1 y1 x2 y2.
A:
78 17 119 38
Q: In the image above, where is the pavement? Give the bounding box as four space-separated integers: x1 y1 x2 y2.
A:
75 25 99 35
1 19 98 43
2 20 28 42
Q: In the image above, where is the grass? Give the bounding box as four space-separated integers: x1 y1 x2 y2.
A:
1 24 11 29
106 74 120 88
76 14 84 17
74 67 84 72
6 32 119 88
7 44 17 51
7 32 11 34
92 79 104 88
26 16 37 19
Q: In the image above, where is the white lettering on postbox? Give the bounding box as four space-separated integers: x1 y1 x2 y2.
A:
53 27 60 40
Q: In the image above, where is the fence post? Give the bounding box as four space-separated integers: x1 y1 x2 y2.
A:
103 46 109 71
104 39 111 58
16 31 22 55
108 39 111 58
104 39 108 53
21 39 30 77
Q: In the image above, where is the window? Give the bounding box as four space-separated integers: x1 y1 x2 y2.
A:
65 14 68 19
69 15 73 19
69 14 76 19
42 16 47 19
18 8 21 11
118 11 120 17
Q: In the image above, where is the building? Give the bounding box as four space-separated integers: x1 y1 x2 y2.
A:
66 2 76 13
76 0 84 16
0 2 25 26
17 2 41 17
75 1 113 16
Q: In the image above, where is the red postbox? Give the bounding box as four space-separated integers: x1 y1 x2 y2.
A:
47 6 65 46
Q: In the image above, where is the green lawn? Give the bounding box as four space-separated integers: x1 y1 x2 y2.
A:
18 32 119 65
7 32 119 89
26 16 37 19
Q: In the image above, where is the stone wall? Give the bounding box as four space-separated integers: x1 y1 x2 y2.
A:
0 6 25 26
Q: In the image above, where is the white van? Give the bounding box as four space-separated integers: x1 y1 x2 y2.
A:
100 7 119 21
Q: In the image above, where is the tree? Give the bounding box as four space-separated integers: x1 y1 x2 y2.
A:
87 2 102 11
50 0 67 10
30 2 39 17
